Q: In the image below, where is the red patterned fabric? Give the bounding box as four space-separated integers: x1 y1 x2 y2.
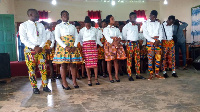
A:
82 40 98 68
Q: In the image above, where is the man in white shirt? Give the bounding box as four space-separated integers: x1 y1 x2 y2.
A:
162 15 178 78
19 9 51 94
142 10 165 80
122 12 146 81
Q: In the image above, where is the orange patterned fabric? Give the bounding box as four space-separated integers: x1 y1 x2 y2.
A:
98 36 106 59
162 40 174 47
104 40 126 61
44 40 55 61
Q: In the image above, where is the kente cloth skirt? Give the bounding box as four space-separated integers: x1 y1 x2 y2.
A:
52 35 82 64
104 40 126 61
82 40 98 68
44 40 55 61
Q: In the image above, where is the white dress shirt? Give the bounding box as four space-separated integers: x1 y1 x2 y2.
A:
122 22 139 41
96 28 104 47
162 21 173 40
77 27 103 47
19 20 46 49
46 30 55 48
142 19 163 42
103 25 122 44
55 22 78 48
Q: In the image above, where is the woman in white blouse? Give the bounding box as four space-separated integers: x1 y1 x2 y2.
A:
53 10 82 90
76 16 103 86
103 15 126 83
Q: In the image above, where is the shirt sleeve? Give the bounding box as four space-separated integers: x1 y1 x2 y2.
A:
50 32 55 48
19 23 35 49
142 22 155 43
73 26 79 47
103 28 113 44
55 25 67 48
78 28 84 46
180 22 188 29
117 28 122 39
39 24 47 48
96 29 103 47
122 25 128 40
159 23 163 41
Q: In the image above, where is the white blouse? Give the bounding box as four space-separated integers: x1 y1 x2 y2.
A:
54 22 78 48
142 19 163 42
103 25 122 44
45 30 55 48
76 27 103 47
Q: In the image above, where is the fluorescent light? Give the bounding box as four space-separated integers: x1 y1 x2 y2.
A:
111 1 115 5
52 0 57 5
164 0 168 5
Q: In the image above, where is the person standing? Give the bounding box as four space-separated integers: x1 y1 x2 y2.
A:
173 19 188 70
142 10 165 80
19 9 51 94
122 12 146 81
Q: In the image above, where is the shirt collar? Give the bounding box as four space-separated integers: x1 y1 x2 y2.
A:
107 25 115 28
128 22 136 26
28 20 36 24
62 21 70 25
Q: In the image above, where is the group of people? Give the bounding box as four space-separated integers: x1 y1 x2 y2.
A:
19 8 188 94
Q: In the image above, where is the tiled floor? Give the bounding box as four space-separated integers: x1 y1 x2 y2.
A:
0 67 200 112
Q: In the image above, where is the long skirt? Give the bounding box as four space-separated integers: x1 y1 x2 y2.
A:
52 35 82 64
82 40 98 68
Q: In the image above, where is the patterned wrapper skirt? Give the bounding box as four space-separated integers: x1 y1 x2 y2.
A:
104 38 127 61
98 37 106 59
82 40 98 68
44 40 55 61
52 35 82 64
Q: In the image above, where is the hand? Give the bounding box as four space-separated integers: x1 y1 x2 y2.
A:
34 46 42 53
71 47 77 53
65 46 71 52
154 40 160 47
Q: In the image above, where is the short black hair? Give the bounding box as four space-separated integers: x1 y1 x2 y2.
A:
119 21 125 26
40 21 48 26
57 19 62 24
168 15 175 21
150 10 158 17
84 16 91 23
129 12 137 17
102 19 106 23
174 19 180 26
105 15 113 24
27 9 37 16
74 21 81 27
60 10 69 17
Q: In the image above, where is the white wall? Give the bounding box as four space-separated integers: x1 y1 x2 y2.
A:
14 0 160 22
160 0 200 43
0 0 15 14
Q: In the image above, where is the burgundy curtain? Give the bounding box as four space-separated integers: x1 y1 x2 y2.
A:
134 10 147 20
88 10 101 19
38 10 48 19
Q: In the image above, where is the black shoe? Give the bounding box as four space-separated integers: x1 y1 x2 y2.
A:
172 73 178 78
129 77 134 81
116 79 120 82
56 74 61 79
136 75 146 79
163 73 169 78
74 85 79 88
88 80 92 86
95 79 100 85
33 88 40 94
110 80 114 83
62 85 71 90
43 86 51 92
